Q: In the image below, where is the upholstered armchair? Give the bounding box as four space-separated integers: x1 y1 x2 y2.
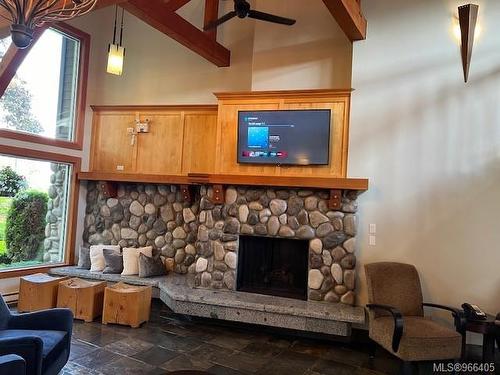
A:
0 295 73 375
365 262 465 374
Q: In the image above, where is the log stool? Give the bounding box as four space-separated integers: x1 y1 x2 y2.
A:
102 282 152 328
18 273 69 312
57 278 106 322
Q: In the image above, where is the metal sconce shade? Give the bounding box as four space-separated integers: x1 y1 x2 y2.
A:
458 4 479 83
107 44 125 76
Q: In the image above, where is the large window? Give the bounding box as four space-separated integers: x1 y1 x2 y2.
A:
0 24 89 149
0 154 72 270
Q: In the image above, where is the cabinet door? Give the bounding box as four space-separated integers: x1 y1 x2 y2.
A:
136 114 184 175
91 113 137 173
181 112 218 174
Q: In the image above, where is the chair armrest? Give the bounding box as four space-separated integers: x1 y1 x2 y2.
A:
0 354 26 375
8 308 73 334
0 336 43 375
423 303 466 334
366 303 404 352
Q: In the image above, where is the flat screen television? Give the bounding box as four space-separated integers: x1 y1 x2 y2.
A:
237 109 331 165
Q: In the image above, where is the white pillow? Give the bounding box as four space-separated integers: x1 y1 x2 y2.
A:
89 245 120 272
122 246 153 276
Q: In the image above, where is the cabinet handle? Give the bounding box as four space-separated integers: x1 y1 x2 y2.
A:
130 134 136 146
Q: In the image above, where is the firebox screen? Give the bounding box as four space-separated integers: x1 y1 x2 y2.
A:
237 235 309 301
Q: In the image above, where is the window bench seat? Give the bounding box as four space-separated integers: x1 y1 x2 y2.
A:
49 266 167 298
50 266 365 337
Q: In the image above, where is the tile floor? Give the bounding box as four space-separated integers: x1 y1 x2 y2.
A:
60 300 497 375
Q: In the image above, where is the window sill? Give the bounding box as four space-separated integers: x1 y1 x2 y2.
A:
0 263 69 279
0 129 82 151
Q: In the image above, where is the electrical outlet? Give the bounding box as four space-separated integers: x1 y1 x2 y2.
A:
369 235 376 246
116 165 124 171
369 223 376 234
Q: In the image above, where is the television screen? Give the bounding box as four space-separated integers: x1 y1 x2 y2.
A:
237 109 331 165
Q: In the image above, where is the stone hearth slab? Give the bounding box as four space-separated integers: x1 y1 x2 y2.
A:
50 267 365 337
159 275 365 337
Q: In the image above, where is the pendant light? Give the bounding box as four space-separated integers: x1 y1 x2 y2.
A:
106 5 125 76
0 0 97 48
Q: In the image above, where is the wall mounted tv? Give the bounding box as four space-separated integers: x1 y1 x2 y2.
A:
237 109 331 166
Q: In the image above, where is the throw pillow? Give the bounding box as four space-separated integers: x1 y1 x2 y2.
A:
89 245 120 272
103 248 124 274
138 253 167 278
122 246 153 276
77 246 91 269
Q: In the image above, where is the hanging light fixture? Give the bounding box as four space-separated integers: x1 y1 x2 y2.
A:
0 0 97 49
106 5 125 76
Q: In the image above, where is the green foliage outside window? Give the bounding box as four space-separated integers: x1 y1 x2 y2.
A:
6 190 48 262
0 166 27 197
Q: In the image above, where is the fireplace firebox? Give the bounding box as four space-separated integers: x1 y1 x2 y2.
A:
236 235 309 300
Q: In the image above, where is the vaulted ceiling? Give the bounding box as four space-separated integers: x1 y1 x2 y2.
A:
0 0 366 67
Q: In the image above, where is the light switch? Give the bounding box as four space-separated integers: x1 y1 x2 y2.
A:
369 223 377 234
369 235 376 246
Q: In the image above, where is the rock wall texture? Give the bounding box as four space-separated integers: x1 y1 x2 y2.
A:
84 182 359 305
44 163 69 263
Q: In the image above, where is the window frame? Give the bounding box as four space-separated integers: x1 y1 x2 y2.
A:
0 22 90 150
0 144 81 278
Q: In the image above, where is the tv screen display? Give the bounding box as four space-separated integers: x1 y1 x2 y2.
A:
237 109 331 165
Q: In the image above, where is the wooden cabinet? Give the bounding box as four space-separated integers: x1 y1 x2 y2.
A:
89 90 351 179
213 90 351 178
90 106 218 175
91 113 137 173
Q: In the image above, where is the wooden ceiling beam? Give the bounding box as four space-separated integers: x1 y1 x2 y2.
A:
0 27 47 98
163 0 192 12
204 0 219 40
322 0 367 41
122 0 230 67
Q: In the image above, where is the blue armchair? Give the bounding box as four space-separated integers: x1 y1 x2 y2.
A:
0 296 73 375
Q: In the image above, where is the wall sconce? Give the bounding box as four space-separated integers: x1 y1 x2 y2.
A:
107 6 125 76
457 4 479 83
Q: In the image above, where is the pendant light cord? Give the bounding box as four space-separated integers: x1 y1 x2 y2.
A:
112 4 118 45
119 7 124 47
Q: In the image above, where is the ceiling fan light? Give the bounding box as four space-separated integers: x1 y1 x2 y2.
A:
107 43 125 76
10 24 34 49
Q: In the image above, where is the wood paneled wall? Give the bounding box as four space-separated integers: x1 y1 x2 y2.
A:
214 90 351 178
89 90 351 178
90 105 218 175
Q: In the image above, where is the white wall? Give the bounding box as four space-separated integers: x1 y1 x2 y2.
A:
350 0 500 317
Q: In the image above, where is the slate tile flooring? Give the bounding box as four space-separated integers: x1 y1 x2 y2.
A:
61 300 497 375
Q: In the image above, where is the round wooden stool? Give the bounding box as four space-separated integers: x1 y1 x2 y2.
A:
102 282 152 328
57 278 106 322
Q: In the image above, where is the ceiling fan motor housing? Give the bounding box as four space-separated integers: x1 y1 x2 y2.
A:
235 0 251 18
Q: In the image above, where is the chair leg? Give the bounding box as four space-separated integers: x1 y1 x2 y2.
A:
400 361 414 375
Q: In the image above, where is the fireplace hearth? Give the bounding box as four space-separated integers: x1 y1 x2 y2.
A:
236 235 309 300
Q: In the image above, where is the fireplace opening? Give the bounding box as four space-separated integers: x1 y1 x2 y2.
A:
236 235 309 300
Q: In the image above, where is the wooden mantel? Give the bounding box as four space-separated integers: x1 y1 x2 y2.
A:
78 172 368 191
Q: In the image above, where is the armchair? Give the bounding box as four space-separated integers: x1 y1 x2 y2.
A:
365 262 464 374
0 295 73 375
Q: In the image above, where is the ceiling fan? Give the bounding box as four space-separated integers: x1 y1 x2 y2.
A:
204 0 296 31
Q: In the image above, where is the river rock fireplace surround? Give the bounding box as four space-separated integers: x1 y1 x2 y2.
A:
83 181 359 306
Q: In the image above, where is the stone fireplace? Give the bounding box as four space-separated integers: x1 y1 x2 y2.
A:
237 235 309 300
84 182 358 305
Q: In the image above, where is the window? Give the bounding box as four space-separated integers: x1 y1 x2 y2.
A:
0 24 89 149
0 154 73 270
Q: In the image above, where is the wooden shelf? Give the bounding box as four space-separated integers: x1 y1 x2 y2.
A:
78 172 368 191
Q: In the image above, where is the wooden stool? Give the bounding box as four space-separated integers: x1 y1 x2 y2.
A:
18 273 69 312
102 282 152 328
57 278 106 322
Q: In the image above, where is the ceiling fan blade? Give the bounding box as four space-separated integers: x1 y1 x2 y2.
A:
203 11 237 30
247 10 296 26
